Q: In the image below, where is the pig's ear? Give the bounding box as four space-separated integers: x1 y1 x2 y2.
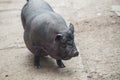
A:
69 23 74 33
55 34 63 41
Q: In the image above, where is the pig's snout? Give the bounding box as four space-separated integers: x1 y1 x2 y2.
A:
61 49 79 60
69 48 79 57
72 51 79 57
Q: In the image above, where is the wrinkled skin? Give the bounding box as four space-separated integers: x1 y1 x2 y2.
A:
21 0 79 68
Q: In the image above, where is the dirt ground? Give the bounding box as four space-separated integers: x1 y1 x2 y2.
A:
0 0 120 80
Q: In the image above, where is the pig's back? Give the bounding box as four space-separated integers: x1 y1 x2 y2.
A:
21 0 54 29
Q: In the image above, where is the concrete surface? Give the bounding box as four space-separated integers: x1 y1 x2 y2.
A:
0 0 120 80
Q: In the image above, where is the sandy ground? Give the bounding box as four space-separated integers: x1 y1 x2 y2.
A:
0 0 120 80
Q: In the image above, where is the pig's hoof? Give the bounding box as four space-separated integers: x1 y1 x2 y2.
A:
56 60 66 68
59 64 65 68
35 65 40 69
34 63 40 69
34 60 40 69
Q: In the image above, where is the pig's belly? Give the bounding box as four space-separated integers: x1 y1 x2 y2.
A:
24 31 48 56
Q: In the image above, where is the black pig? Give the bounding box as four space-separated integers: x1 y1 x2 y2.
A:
21 0 79 68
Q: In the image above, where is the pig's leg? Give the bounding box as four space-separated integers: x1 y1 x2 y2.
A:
56 59 65 68
34 53 40 68
34 47 41 68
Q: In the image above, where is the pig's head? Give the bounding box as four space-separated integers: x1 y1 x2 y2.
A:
55 23 79 60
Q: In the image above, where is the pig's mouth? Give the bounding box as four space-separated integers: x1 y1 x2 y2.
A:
62 56 72 60
61 50 73 60
60 53 70 60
